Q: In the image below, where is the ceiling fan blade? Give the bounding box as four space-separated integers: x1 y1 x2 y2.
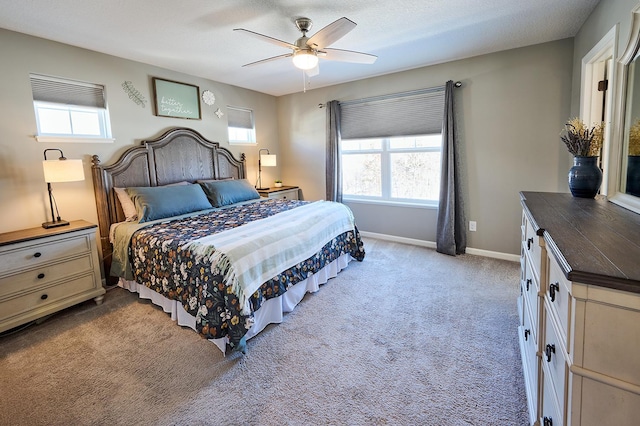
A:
241 53 293 67
307 17 356 49
233 28 297 50
320 48 377 64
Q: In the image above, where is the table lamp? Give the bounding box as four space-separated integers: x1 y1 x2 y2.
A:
42 149 85 228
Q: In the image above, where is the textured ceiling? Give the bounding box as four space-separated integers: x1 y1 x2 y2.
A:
0 0 600 96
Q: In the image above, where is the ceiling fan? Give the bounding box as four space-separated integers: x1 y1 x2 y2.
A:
234 17 377 76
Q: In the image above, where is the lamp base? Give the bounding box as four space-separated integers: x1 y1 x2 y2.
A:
42 219 70 229
256 187 270 190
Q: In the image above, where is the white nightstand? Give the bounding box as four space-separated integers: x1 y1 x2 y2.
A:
0 220 105 333
257 186 300 200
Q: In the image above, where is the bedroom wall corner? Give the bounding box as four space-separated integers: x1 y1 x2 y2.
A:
276 39 574 255
0 28 280 235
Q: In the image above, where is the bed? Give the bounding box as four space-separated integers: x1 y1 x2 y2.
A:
91 127 364 354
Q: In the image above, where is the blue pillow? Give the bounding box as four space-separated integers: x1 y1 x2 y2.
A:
198 179 260 207
126 185 213 223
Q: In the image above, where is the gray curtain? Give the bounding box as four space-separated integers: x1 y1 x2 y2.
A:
436 80 466 255
325 100 342 202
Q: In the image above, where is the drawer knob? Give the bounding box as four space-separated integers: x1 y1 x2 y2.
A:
526 279 532 292
40 294 48 300
524 329 530 341
34 252 42 258
549 282 560 302
527 237 533 250
545 343 556 362
37 273 45 279
543 416 553 426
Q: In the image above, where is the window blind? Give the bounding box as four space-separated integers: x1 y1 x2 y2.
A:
30 74 106 109
227 106 254 129
340 88 445 139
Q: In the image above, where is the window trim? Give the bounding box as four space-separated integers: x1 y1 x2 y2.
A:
30 74 113 142
227 106 256 144
341 134 442 206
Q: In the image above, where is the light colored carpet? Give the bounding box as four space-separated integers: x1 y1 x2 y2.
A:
0 238 529 425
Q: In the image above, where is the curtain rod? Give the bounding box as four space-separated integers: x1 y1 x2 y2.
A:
319 81 462 108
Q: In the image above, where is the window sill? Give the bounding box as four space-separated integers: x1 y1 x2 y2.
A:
343 198 438 209
229 141 257 145
36 135 115 143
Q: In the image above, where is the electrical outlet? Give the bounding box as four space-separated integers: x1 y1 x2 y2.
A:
469 221 477 232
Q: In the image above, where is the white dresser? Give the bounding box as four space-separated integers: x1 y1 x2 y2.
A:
519 192 640 426
0 220 105 333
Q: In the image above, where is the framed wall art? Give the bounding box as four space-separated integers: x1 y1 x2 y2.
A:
152 77 201 119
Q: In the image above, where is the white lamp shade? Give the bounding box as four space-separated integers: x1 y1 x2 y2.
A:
292 51 319 70
260 154 277 167
42 159 85 183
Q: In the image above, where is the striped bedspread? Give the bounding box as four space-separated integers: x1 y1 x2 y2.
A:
181 201 356 314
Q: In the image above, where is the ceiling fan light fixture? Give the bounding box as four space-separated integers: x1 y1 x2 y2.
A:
292 50 318 70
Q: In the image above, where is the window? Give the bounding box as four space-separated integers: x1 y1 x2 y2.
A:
342 134 442 204
339 88 445 206
227 106 256 144
30 74 113 142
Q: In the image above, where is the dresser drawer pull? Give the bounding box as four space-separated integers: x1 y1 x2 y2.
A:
549 282 560 302
543 417 553 426
37 273 45 279
527 237 534 250
524 329 530 341
526 279 531 291
40 294 48 300
545 343 556 362
34 252 42 258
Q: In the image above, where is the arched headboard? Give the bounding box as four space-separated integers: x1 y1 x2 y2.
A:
91 127 246 280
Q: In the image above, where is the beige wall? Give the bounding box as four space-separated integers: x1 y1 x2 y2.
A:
277 39 574 255
0 29 280 234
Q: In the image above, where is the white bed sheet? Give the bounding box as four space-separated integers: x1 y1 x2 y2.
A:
118 253 352 354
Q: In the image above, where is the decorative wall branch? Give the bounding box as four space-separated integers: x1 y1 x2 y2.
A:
122 81 147 108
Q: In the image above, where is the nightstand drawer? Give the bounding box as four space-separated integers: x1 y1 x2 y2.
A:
0 235 90 275
0 274 97 320
269 190 298 200
0 255 93 298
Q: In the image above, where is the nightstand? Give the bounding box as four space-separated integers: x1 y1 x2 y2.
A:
257 186 300 200
0 220 105 333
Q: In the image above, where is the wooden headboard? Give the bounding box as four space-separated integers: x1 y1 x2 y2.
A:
91 127 246 280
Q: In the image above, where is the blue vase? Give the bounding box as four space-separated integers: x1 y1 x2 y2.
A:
627 155 640 197
568 156 602 198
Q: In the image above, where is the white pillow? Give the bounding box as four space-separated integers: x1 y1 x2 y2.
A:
114 187 138 222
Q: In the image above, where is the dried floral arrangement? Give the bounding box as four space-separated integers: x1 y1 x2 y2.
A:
629 119 640 156
560 118 604 157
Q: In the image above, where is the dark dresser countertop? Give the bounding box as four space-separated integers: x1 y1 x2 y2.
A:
520 191 640 294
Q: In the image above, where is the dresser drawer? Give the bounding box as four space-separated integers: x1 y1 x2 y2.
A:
523 217 543 277
0 235 90 275
0 255 93 298
522 256 540 340
519 323 539 425
540 366 563 426
0 274 97 320
543 306 568 411
546 255 571 350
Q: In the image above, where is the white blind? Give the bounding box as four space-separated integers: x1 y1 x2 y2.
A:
227 106 254 129
30 74 106 108
340 88 445 139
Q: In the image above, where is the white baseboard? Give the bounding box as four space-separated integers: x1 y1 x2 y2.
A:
359 231 520 262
